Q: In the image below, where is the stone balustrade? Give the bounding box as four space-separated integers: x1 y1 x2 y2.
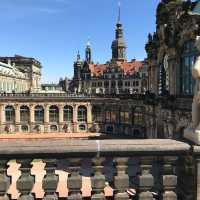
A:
0 139 195 200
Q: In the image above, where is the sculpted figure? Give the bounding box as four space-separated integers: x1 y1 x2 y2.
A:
191 36 200 129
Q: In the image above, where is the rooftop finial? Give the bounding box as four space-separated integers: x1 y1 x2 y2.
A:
77 50 80 61
118 1 121 23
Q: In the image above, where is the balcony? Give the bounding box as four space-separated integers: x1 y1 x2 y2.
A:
0 138 196 200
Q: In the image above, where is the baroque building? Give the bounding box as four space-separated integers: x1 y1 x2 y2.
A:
72 6 148 95
145 0 200 139
0 55 42 92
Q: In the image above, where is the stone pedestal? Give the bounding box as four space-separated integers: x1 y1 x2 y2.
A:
184 127 200 145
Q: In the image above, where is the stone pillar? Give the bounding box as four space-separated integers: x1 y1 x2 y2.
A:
0 105 5 133
30 105 35 132
137 157 154 200
15 104 20 133
87 104 92 131
42 159 59 200
16 159 34 200
0 160 10 200
67 158 82 200
114 158 129 200
73 105 78 133
91 158 106 200
44 104 49 133
0 105 5 125
162 156 177 200
58 104 64 132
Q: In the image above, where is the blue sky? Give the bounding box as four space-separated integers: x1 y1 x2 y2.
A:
0 0 160 82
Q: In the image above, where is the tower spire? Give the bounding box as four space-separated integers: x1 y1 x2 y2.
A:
111 1 127 62
85 38 92 63
118 1 121 23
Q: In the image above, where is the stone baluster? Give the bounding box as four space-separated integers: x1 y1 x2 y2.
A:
162 156 177 200
0 160 10 200
42 159 59 200
114 158 129 200
91 158 106 200
137 157 154 200
67 159 82 200
16 159 34 200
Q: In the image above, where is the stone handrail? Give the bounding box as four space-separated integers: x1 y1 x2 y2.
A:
0 139 192 200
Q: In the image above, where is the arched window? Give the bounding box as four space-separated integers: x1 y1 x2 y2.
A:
64 105 73 122
181 40 198 95
49 105 59 123
35 105 44 123
77 106 87 122
20 105 30 123
5 106 15 122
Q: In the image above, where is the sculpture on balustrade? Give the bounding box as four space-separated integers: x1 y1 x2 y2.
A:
184 36 200 144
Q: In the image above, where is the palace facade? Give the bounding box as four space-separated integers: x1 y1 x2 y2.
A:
0 93 146 136
71 9 148 95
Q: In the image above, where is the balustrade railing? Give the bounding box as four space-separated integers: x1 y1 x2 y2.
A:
0 139 193 200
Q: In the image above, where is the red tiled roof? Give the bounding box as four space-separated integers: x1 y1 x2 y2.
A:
89 60 144 76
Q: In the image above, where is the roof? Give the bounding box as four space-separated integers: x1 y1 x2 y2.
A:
0 55 41 67
89 60 144 77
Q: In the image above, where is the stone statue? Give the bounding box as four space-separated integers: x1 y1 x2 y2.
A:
191 36 200 129
184 36 200 145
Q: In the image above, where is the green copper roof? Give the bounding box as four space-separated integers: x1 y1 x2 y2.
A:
190 0 200 15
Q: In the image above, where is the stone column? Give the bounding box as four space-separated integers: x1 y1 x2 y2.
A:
30 105 35 132
73 105 78 133
15 104 20 133
44 104 49 133
58 104 64 132
0 105 5 125
0 105 5 133
87 104 92 131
